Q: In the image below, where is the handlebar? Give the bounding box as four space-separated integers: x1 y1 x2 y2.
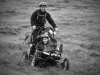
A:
49 50 60 57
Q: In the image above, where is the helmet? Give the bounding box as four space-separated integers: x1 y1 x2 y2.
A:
39 2 47 7
42 33 49 38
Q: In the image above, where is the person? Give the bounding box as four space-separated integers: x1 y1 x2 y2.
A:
36 33 55 52
29 2 58 57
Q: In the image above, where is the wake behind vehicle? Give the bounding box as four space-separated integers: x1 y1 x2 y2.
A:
22 26 69 70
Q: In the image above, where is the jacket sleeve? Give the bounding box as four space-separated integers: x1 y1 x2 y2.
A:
46 12 57 28
30 10 37 26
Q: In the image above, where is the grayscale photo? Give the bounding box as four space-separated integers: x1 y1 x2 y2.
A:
0 0 100 75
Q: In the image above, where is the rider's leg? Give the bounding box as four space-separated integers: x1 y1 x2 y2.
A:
29 44 36 56
29 29 38 44
29 29 39 57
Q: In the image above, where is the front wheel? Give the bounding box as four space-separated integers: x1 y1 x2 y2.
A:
61 58 69 70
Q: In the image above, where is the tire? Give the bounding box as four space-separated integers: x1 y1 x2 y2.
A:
61 58 69 70
22 51 28 63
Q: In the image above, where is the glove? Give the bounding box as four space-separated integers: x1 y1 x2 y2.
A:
29 44 33 47
32 26 36 30
54 28 58 32
54 28 58 34
54 31 57 35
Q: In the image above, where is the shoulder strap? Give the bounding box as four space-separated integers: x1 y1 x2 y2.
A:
45 12 47 18
44 12 47 24
36 12 39 20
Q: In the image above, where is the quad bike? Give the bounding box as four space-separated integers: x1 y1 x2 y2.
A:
31 44 69 70
22 44 69 70
22 26 69 70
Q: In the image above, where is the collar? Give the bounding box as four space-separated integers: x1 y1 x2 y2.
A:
38 9 46 14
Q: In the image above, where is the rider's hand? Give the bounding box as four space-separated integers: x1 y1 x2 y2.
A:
29 44 33 47
54 31 57 35
54 28 58 32
54 28 58 34
32 26 36 30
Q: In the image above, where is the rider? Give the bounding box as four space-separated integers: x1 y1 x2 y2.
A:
36 32 55 52
29 2 58 57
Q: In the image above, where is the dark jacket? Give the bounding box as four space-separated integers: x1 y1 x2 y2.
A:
36 40 54 52
31 9 57 28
